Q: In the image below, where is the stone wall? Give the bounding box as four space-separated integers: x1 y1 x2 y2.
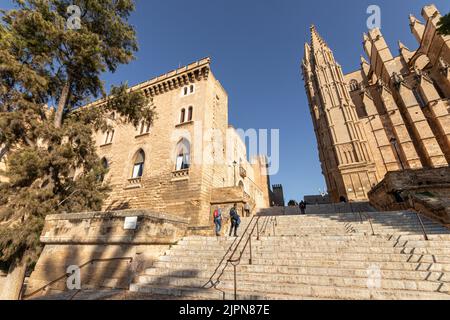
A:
368 167 450 224
0 271 7 299
24 209 189 299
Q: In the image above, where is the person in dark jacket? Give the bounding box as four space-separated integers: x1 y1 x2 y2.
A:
299 201 307 215
229 203 241 237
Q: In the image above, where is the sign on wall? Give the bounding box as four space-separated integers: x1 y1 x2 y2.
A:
123 216 138 230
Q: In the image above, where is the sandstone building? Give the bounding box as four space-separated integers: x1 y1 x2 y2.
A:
88 57 271 229
302 4 450 203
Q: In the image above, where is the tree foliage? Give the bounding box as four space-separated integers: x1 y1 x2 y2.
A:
437 12 450 35
287 200 298 207
0 0 155 267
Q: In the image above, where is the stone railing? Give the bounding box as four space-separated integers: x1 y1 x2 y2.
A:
128 177 142 185
40 209 190 245
27 209 190 298
172 169 189 180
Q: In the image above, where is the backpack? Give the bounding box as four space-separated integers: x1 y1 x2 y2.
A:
230 208 240 225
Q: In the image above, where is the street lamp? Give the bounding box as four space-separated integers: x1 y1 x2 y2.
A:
390 137 405 170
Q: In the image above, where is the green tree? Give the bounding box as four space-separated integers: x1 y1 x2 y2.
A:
0 0 155 299
287 200 298 207
437 12 450 35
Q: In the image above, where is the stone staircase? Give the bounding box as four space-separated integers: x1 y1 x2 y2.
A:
130 209 450 300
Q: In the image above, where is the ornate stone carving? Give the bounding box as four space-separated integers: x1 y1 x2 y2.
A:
391 72 405 89
439 57 449 76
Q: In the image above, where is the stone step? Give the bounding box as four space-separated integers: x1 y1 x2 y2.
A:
138 272 450 293
144 264 450 283
274 221 445 227
158 252 450 265
273 220 447 226
179 237 450 248
152 259 450 273
129 209 450 300
167 245 450 256
130 282 450 300
274 228 448 234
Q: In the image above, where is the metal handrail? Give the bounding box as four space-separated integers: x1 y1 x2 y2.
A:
202 215 260 294
415 211 429 241
363 212 376 236
205 215 272 300
228 216 262 300
23 257 133 300
202 235 240 291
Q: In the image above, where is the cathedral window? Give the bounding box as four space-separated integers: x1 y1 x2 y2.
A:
175 139 190 171
97 157 109 182
131 150 145 179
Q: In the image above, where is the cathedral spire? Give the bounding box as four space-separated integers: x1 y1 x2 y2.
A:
398 41 413 63
409 14 425 43
310 25 329 51
303 42 311 62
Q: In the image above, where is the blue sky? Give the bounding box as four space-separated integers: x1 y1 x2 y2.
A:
3 1 450 202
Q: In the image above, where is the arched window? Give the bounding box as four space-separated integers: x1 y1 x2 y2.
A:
175 139 190 171
183 87 188 96
238 181 244 189
190 84 194 93
139 120 150 135
131 149 145 179
101 157 109 169
180 108 186 123
104 130 115 144
98 157 109 182
187 106 193 122
110 112 116 120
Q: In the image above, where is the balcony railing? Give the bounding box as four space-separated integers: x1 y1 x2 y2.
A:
172 169 189 179
128 177 142 185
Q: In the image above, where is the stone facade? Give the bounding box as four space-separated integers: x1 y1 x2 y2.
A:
24 209 189 298
368 167 450 225
88 57 271 228
302 4 450 203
